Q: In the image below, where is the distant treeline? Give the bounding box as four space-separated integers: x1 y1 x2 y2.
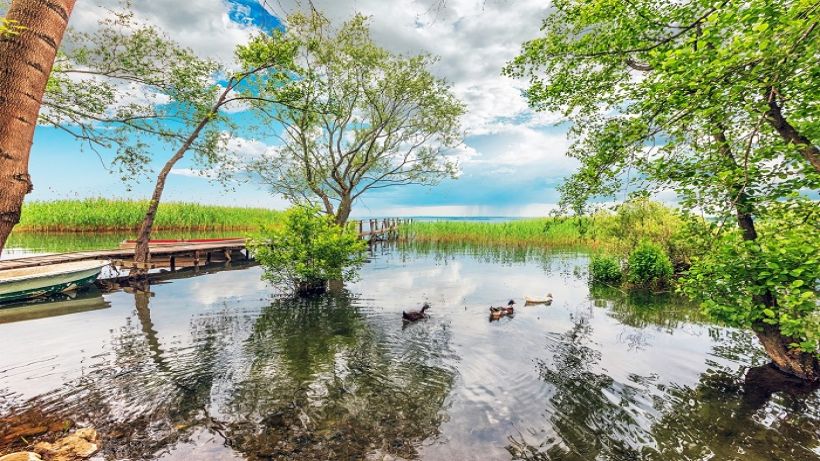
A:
16 198 282 232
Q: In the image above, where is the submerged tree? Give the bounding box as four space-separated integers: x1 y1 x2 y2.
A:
243 11 465 224
506 0 819 379
0 0 76 257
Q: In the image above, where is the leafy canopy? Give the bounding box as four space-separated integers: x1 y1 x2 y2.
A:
240 11 465 223
680 199 819 354
505 0 819 216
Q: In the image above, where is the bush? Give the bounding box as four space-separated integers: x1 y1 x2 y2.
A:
589 254 622 285
626 241 673 289
248 206 366 295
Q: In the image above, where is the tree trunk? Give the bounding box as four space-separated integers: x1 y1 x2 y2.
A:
755 323 819 382
0 0 76 257
713 126 819 381
132 123 208 276
131 89 230 277
765 95 820 173
334 194 352 225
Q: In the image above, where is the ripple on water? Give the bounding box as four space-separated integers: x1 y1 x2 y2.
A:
0 247 818 461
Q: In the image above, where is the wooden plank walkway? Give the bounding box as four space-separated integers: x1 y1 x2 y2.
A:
0 240 248 271
0 218 410 272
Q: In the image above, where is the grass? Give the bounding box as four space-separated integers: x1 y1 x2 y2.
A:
16 198 282 232
405 218 602 248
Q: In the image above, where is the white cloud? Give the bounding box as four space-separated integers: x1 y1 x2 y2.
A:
71 0 260 66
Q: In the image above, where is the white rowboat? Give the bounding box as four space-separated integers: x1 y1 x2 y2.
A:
0 260 110 304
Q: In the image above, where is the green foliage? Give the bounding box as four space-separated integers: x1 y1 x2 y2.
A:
626 242 674 290
407 218 590 247
680 200 819 355
17 198 280 232
506 0 819 221
248 206 366 294
589 254 622 285
242 11 465 223
42 9 228 183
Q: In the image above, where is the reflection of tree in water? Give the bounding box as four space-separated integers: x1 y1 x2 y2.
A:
508 314 649 460
508 311 820 461
589 285 706 331
223 290 455 459
647 334 820 461
2 284 455 459
1 282 248 458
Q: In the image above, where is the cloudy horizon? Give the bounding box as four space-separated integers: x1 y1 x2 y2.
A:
28 0 583 217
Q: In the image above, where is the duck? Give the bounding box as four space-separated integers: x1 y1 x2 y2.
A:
403 303 431 322
489 300 515 320
524 293 553 305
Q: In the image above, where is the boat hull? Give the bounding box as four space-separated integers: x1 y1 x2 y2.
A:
0 264 107 304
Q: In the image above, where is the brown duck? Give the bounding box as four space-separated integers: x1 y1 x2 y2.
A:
489 300 515 320
403 303 431 322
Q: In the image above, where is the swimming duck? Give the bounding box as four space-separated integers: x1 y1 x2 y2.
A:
403 303 431 322
489 300 515 320
524 293 553 305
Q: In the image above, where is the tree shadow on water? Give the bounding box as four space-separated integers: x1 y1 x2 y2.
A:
506 311 820 461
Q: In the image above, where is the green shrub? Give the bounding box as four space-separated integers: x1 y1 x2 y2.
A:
248 206 366 295
589 254 622 285
626 241 673 289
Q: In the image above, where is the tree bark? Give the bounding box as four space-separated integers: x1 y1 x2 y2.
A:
334 194 352 225
131 89 230 277
765 96 820 173
0 0 76 257
713 126 819 381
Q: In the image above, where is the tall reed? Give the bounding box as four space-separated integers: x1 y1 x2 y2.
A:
16 198 282 232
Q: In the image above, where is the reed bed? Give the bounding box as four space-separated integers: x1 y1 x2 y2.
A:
405 218 600 248
16 198 282 232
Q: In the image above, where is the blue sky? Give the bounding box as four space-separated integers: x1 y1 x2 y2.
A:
33 0 577 217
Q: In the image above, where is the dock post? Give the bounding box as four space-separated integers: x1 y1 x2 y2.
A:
170 256 176 272
194 250 200 270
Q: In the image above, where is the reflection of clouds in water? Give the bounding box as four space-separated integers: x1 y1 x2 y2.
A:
186 269 271 306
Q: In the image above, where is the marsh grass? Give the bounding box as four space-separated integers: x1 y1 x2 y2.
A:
17 198 282 232
405 218 603 248
405 200 685 255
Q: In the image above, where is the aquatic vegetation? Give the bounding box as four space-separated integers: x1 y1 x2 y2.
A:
248 206 366 295
16 198 281 232
626 242 673 290
405 217 597 247
589 254 622 285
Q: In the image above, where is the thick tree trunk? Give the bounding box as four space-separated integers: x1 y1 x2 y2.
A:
713 126 819 381
334 195 352 225
0 0 76 257
755 323 819 382
765 95 820 173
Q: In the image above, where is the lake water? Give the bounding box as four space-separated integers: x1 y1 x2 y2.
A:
0 242 818 460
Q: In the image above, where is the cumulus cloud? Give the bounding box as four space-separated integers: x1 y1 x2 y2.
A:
70 0 261 65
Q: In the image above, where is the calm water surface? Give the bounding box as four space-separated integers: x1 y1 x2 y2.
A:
0 242 818 460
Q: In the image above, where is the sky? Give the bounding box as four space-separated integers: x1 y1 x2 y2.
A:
28 0 580 217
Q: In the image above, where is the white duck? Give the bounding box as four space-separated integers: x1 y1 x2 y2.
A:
524 293 553 305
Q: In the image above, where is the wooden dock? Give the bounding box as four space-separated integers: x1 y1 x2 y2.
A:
0 218 409 272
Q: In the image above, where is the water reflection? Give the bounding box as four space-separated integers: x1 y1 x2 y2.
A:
0 245 818 460
223 293 454 459
508 306 820 461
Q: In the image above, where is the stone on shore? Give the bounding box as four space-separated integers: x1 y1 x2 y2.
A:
32 428 98 461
